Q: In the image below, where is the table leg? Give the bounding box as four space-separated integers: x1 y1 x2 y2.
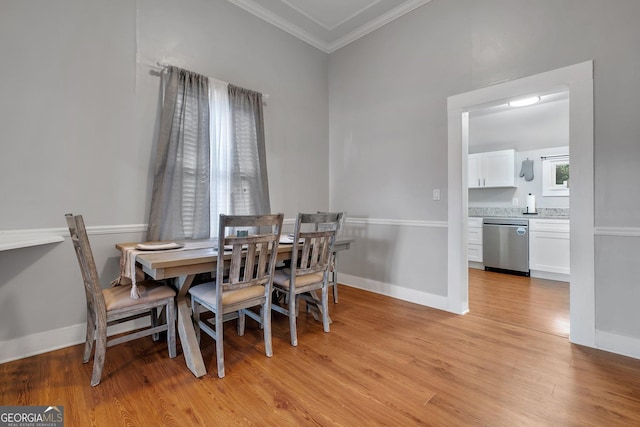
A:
307 290 332 324
331 252 339 303
175 275 207 378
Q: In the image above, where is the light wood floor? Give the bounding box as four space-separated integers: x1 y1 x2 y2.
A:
2 271 640 426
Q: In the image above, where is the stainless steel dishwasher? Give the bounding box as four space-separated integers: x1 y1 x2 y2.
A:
483 218 530 276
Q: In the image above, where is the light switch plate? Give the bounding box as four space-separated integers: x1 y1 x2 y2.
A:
512 197 519 206
433 189 441 201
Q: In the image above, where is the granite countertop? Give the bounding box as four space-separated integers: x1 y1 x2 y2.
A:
469 207 569 220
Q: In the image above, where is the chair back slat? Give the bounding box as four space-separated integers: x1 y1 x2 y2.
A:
218 214 283 294
291 213 339 278
65 214 107 314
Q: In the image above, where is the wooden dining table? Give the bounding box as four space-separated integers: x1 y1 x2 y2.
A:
115 236 353 378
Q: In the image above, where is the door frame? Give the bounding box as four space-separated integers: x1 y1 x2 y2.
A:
446 61 595 347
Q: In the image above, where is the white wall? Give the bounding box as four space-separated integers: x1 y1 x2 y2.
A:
0 0 329 358
329 0 640 348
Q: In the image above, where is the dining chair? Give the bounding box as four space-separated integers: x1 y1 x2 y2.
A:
189 213 284 378
65 214 177 386
317 211 346 303
272 212 340 346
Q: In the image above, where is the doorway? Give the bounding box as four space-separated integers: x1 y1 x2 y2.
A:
446 61 595 348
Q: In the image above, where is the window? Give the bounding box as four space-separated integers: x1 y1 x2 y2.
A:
209 81 269 235
149 68 268 241
542 155 569 197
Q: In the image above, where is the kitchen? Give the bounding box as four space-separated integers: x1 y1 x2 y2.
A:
467 90 570 282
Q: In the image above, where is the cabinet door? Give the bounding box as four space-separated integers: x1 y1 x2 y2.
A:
467 218 483 262
468 227 482 245
468 150 515 188
468 244 483 262
484 150 515 187
529 231 570 274
468 154 483 188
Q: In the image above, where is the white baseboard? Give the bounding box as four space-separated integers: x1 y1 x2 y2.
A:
530 269 570 282
0 318 150 364
339 273 450 313
596 330 640 360
469 264 569 282
468 262 484 270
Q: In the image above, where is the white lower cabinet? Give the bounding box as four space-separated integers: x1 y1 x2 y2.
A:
468 217 483 263
529 219 570 277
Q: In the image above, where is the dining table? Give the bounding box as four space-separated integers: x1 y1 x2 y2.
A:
115 236 353 378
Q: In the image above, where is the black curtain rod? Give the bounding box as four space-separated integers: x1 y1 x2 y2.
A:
540 154 569 160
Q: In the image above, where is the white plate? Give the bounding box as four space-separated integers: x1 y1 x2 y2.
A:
135 242 185 251
279 235 303 244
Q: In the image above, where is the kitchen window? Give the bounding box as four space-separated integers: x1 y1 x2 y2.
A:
542 155 570 196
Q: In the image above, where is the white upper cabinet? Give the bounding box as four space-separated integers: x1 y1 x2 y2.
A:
468 149 516 188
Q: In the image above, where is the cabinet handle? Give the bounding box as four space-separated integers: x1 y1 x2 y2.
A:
483 178 486 186
478 178 480 186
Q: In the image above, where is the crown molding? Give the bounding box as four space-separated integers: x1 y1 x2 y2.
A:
227 0 432 54
327 0 432 53
280 0 384 32
227 0 330 52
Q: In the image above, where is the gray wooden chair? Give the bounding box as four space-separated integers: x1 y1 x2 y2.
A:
65 214 176 386
317 211 346 303
189 213 283 378
272 212 340 346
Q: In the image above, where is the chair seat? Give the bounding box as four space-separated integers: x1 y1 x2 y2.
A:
273 269 323 289
104 280 176 311
190 282 265 308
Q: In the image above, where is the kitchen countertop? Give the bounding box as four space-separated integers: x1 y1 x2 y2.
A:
469 207 569 220
472 215 570 220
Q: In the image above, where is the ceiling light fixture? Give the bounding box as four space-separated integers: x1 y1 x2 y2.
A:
508 96 541 107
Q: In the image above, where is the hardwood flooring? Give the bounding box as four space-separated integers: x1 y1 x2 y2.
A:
468 268 570 338
2 271 640 426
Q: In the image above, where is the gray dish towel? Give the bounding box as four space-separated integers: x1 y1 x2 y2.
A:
520 159 534 181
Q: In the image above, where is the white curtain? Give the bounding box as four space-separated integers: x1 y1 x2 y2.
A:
209 79 231 234
208 82 271 235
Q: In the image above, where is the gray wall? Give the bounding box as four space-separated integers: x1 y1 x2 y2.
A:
329 0 640 341
0 0 329 347
328 0 466 296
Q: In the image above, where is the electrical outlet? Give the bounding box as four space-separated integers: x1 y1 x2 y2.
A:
512 197 519 206
433 189 441 201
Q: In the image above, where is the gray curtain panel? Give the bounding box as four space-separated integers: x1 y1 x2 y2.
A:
227 84 271 219
148 66 211 241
